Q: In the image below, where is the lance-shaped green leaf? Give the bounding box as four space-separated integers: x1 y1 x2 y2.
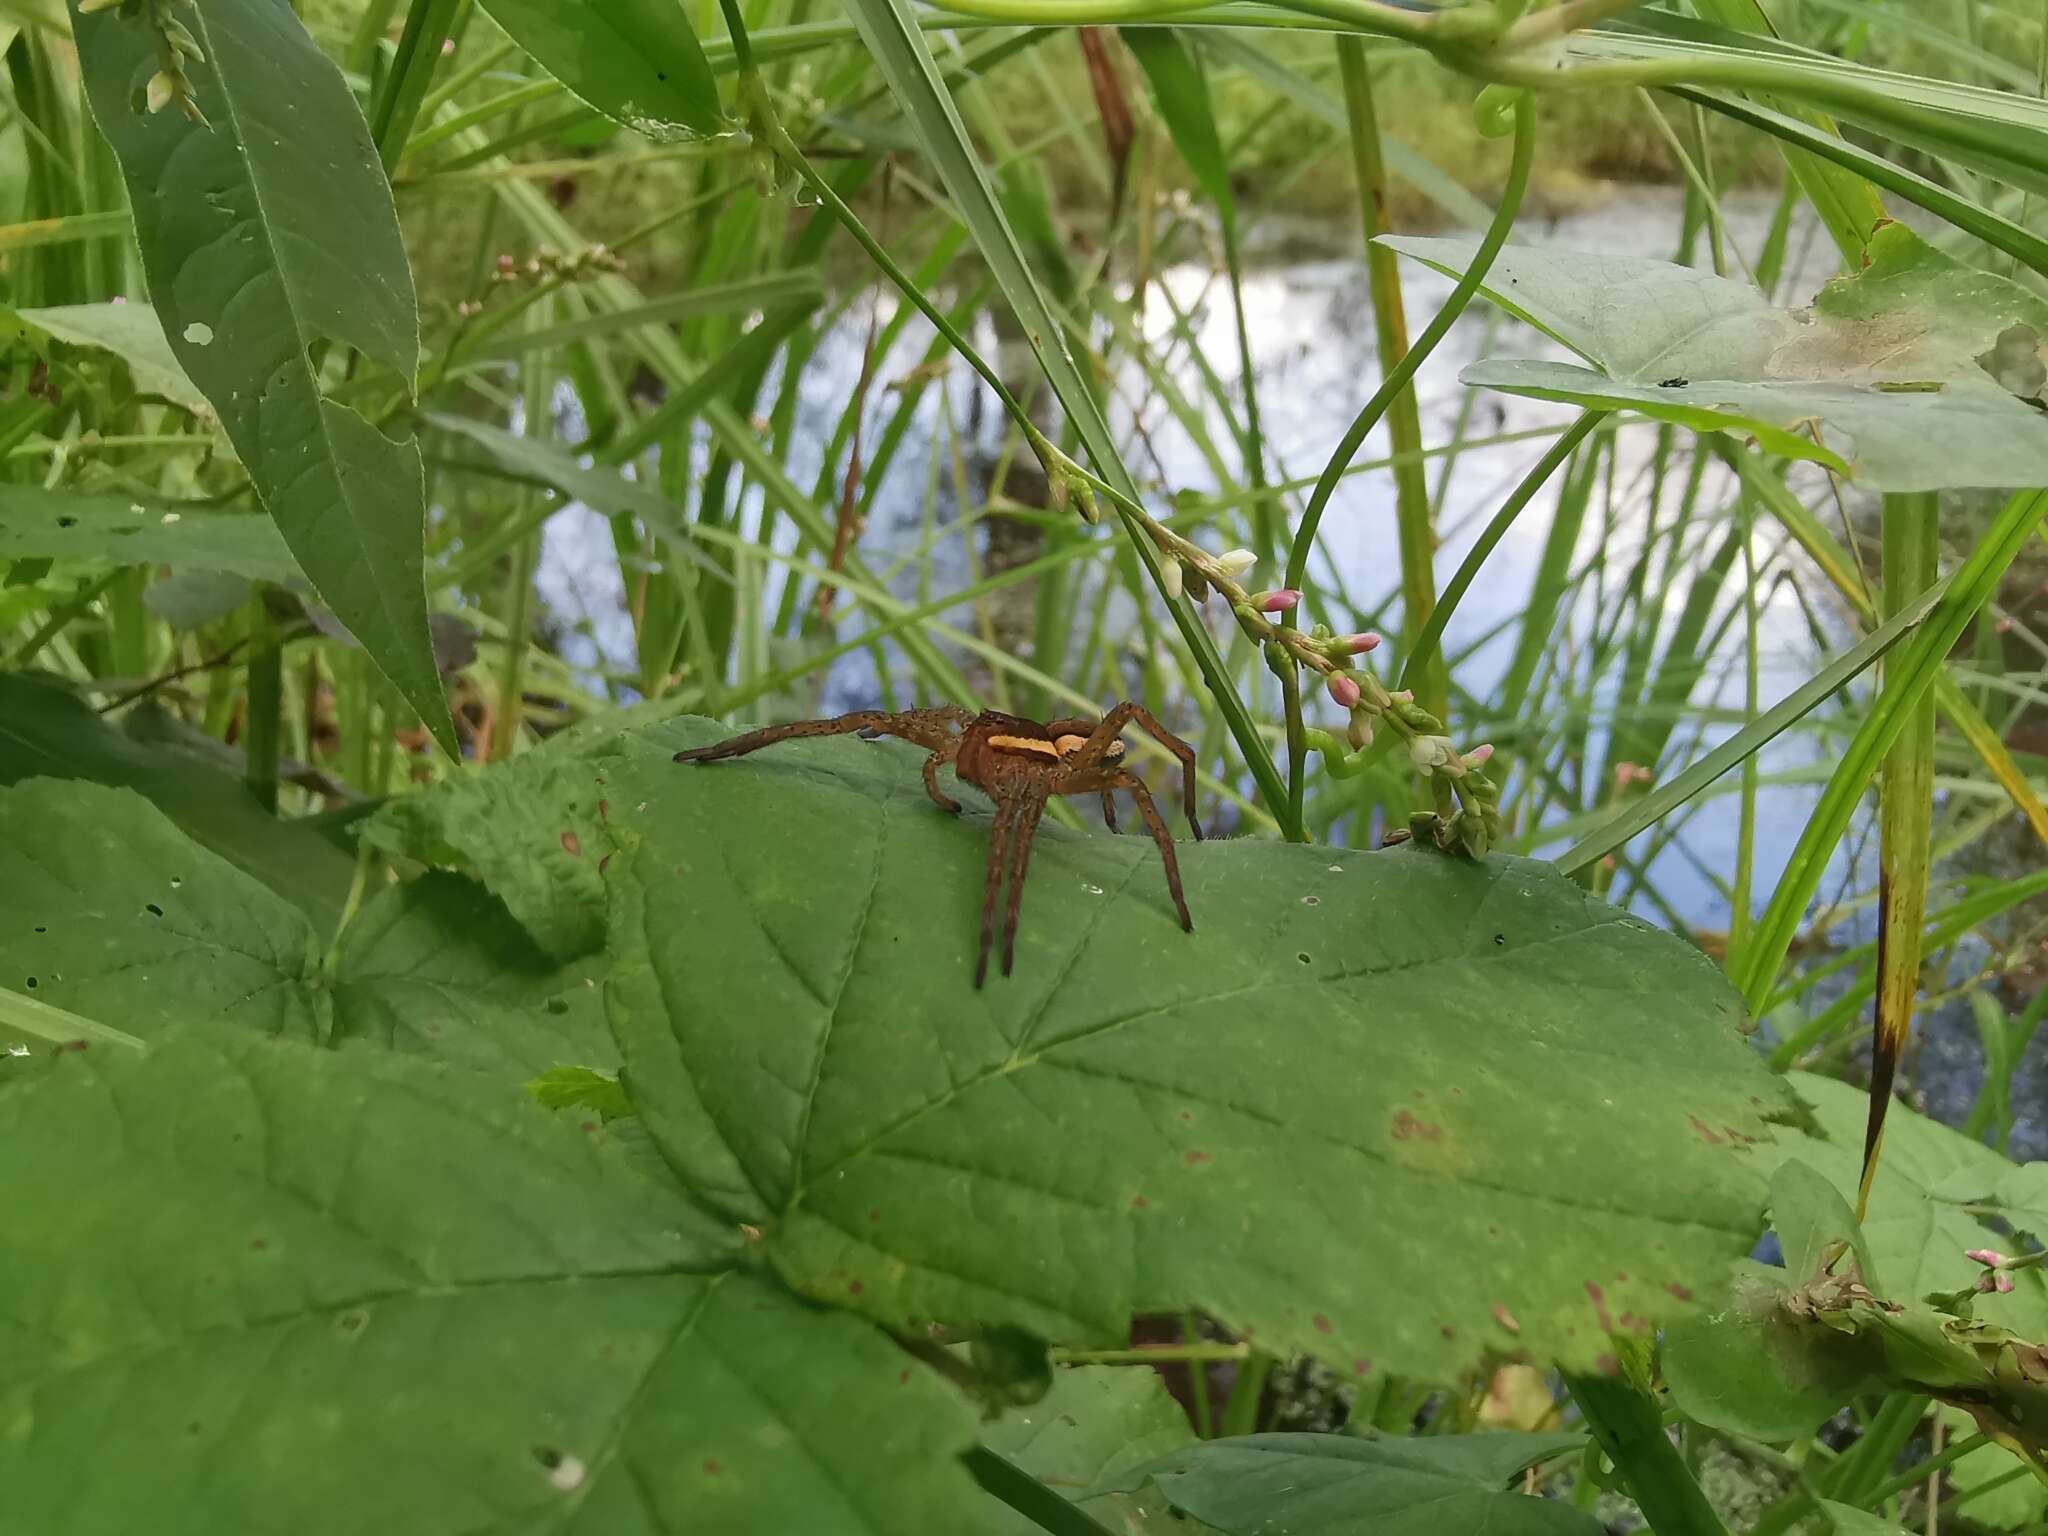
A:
74 0 456 755
0 1028 994 1534
474 0 724 141
0 485 298 581
602 720 1799 1383
1387 221 2048 491
1100 1432 1597 1536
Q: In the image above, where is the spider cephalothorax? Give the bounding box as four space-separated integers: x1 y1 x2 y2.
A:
674 702 1200 986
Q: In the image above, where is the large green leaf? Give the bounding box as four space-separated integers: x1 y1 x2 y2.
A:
0 676 350 926
74 0 456 755
0 485 298 581
600 719 1796 1381
0 1028 995 1535
1387 222 2048 491
473 0 724 141
1102 1431 1597 1536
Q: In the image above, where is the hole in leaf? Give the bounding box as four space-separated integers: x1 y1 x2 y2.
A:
1978 323 2048 400
24 977 36 990
55 515 76 529
145 902 163 917
1296 952 1311 964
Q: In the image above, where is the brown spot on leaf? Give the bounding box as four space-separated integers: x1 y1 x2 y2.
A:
1492 1303 1521 1335
1130 1194 1149 1210
1688 1115 1725 1146
598 855 610 876
900 1369 911 1384
868 1209 881 1224
1184 1150 1210 1166
702 1459 723 1477
1594 1353 1620 1376
1615 1271 1629 1283
1666 1282 1694 1302
1392 1110 1443 1142
1353 1358 1372 1375
561 831 582 856
848 1279 863 1295
250 1238 268 1251
1586 1281 1615 1333
1441 1325 1457 1340
1313 1313 1333 1334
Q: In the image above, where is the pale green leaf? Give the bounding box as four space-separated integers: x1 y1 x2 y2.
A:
1781 1073 2048 1333
10 300 208 412
75 0 456 754
1386 222 2048 490
603 720 1796 1381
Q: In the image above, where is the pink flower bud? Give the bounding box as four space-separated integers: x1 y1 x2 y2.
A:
1967 1248 2012 1267
1464 743 1495 769
1998 1271 2016 1293
1328 673 1361 709
1389 689 1414 704
1254 589 1301 613
1341 632 1382 654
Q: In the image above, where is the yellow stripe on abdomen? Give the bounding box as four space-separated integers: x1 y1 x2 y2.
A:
988 733 1060 758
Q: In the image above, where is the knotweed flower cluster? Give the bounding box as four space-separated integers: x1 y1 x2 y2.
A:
1144 523 1504 857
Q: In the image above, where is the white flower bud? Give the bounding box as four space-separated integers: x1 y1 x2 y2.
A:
1214 547 1257 581
146 70 176 114
1161 558 1184 600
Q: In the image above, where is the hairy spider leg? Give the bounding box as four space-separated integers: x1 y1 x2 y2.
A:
671 706 970 765
1061 701 1203 839
1114 771 1193 931
975 797 1019 989
1100 791 1119 832
1000 787 1051 978
922 749 964 814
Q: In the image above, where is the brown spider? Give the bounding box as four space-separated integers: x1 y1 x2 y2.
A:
674 702 1201 986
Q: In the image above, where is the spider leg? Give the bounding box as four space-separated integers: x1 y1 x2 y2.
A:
1001 788 1050 978
1116 771 1193 932
975 797 1018 989
1066 701 1203 840
1100 790 1119 832
922 749 963 814
673 706 968 764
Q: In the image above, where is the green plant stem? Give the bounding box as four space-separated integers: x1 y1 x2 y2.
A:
1336 37 1442 716
1220 1350 1271 1436
0 985 147 1054
1567 1361 1728 1536
1282 90 1532 599
962 1446 1122 1536
244 615 283 815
